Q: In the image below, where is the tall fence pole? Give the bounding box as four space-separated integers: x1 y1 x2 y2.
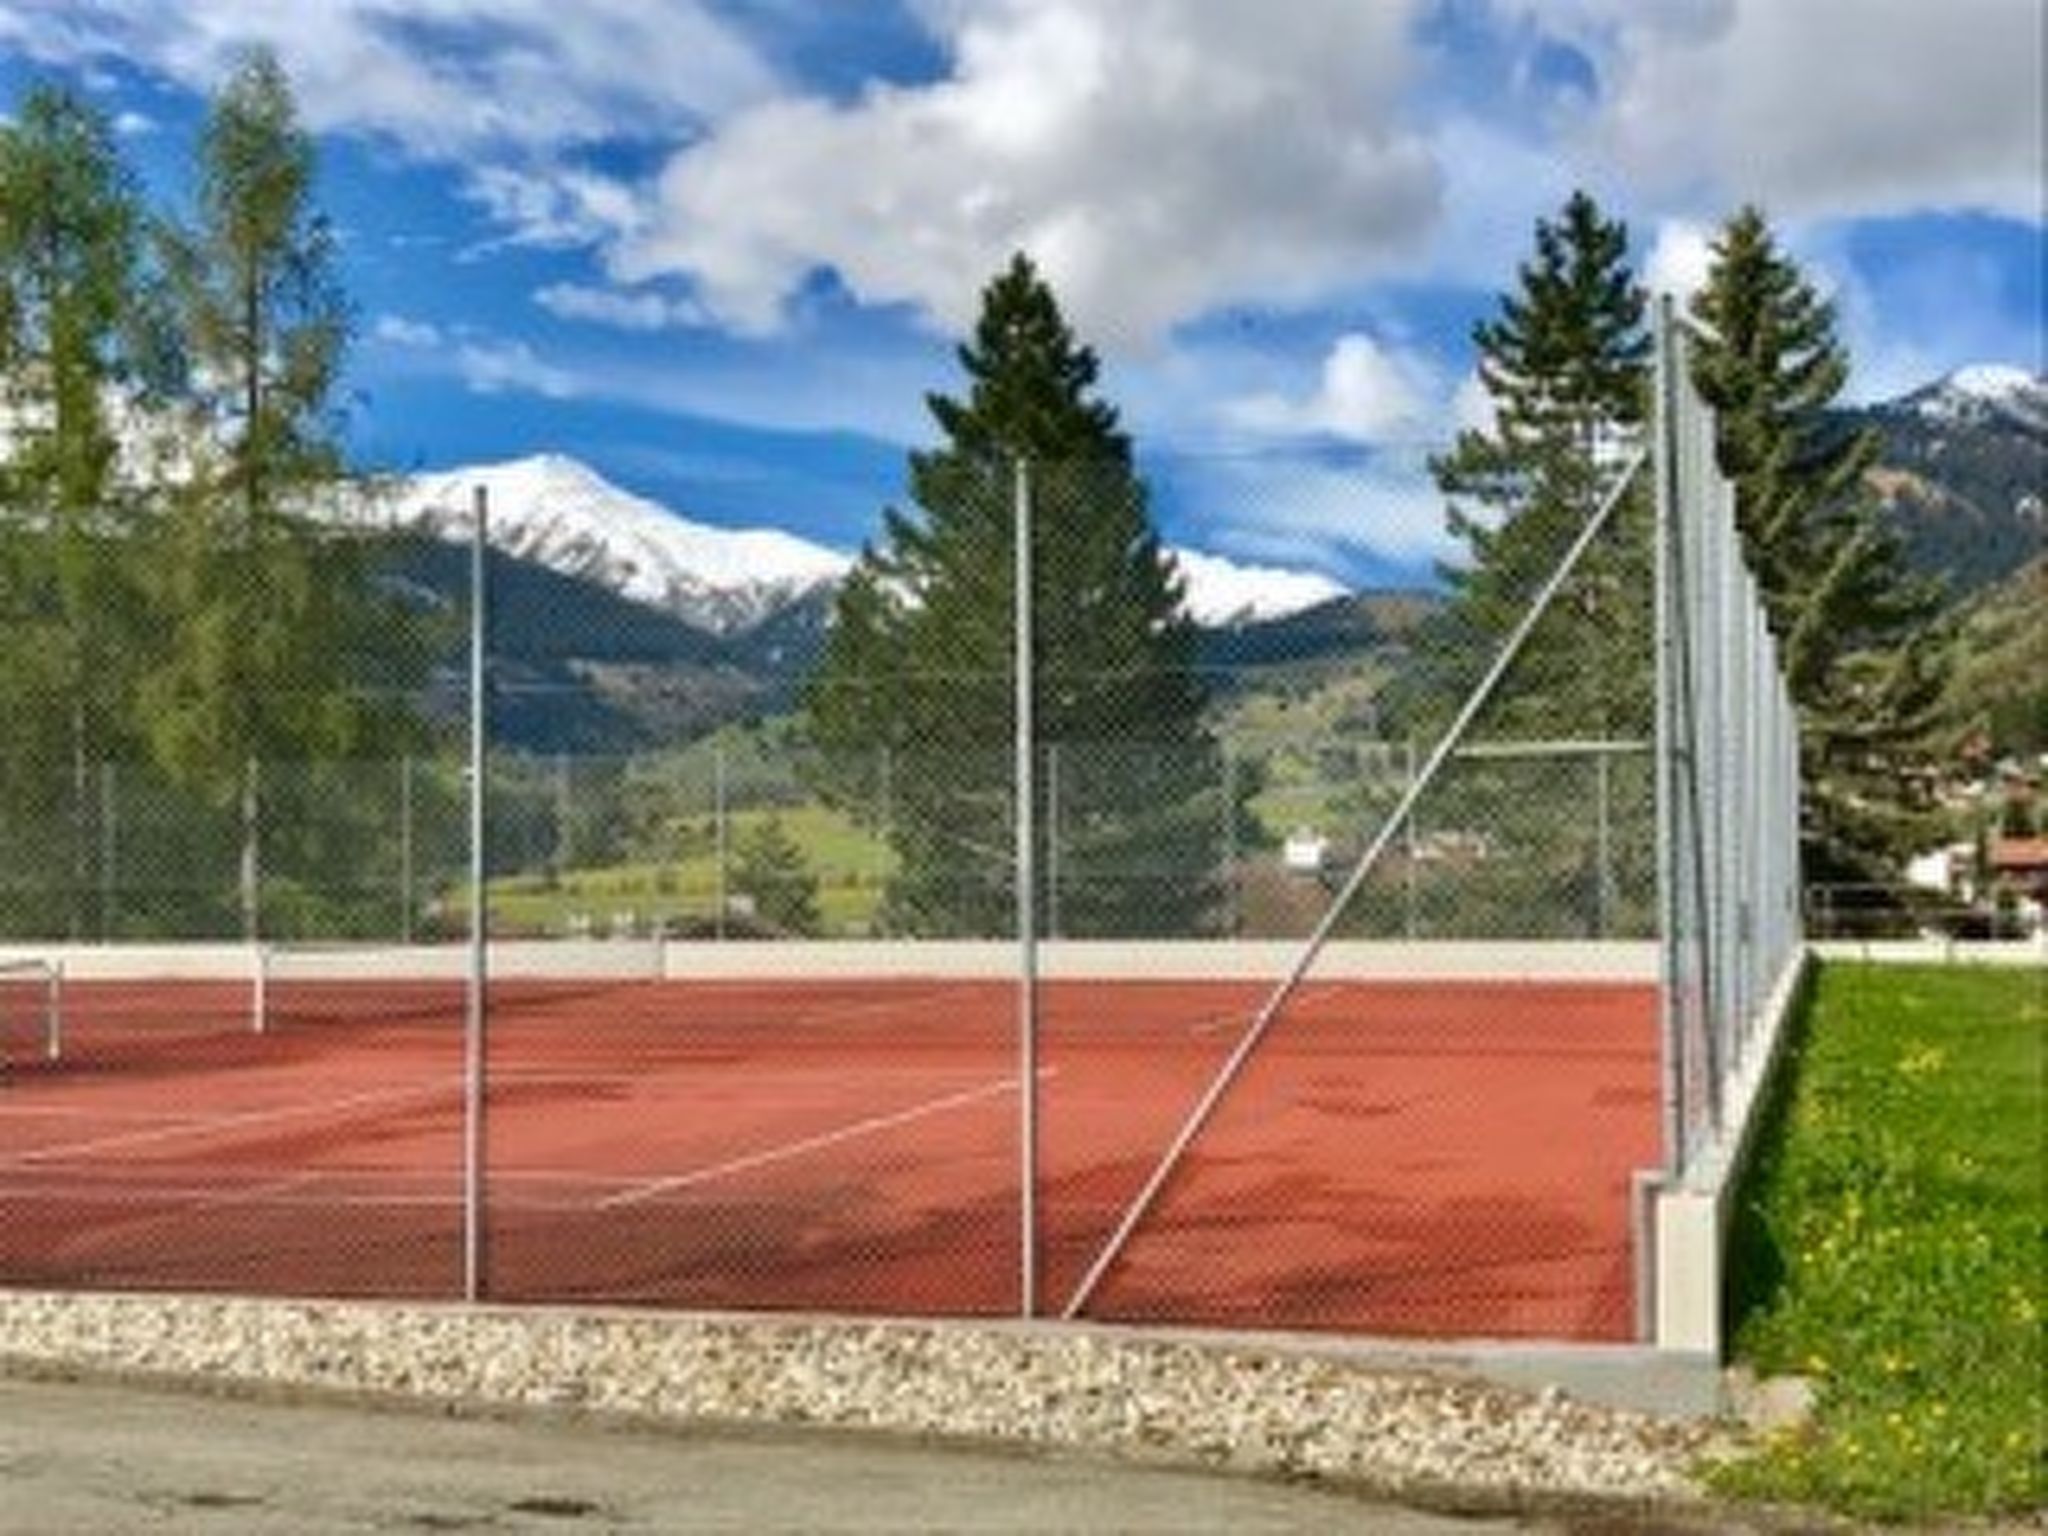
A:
1014 454 1040 1318
1652 296 1686 1179
714 742 728 939
399 755 414 945
1220 740 1238 938
464 485 489 1303
99 762 117 940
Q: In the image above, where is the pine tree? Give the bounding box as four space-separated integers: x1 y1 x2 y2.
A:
730 815 822 937
142 49 415 937
1384 193 1659 939
806 254 1220 936
1421 190 1654 740
1688 206 1950 886
0 85 152 935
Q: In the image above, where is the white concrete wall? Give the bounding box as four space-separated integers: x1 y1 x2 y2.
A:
1646 948 1814 1356
1 938 1662 985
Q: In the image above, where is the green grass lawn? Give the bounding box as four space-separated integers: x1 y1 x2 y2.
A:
485 804 896 936
1716 961 2045 1521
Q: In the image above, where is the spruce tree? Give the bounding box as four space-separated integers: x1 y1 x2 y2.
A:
730 815 822 937
806 254 1219 936
1394 192 1656 939
1688 206 1949 887
1422 190 1653 739
142 49 414 937
0 85 152 935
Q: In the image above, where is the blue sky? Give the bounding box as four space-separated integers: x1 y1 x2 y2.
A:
0 0 2041 588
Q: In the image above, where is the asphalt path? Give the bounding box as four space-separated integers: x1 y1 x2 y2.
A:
0 1372 1541 1535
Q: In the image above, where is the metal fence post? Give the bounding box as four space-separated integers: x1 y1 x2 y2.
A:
1595 748 1613 938
1403 739 1419 940
1652 295 1688 1179
1045 741 1061 941
464 484 489 1303
399 755 414 944
714 742 728 939
99 762 117 941
1221 738 1238 938
1014 454 1040 1318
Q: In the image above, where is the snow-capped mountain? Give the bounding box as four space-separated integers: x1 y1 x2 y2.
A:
1854 363 2046 595
350 452 1348 634
1903 363 2047 435
1166 548 1347 625
364 454 853 635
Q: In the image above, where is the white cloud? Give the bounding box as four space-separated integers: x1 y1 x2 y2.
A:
1821 236 2039 403
0 1 778 156
535 282 706 333
613 0 1442 347
15 0 2030 356
455 338 580 399
1400 112 1598 294
1194 455 1455 580
1225 334 1438 446
466 164 645 252
1493 0 2044 221
1451 371 1496 438
1642 219 1715 303
0 0 776 254
373 314 444 349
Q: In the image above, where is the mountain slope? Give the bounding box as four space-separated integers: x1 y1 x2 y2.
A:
1941 553 2047 755
1851 367 2046 596
377 536 787 752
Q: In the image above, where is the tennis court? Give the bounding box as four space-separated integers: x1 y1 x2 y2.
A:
0 953 1658 1340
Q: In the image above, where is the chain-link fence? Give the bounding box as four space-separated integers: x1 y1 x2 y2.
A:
1652 306 1805 1186
1 307 1806 1343
0 745 1657 949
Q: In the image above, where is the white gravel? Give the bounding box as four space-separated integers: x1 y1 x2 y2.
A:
0 1291 1723 1510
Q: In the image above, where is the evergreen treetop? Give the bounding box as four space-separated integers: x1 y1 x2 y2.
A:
161 46 349 519
1418 190 1654 739
1431 191 1649 618
806 253 1220 936
1688 206 1950 883
0 85 146 533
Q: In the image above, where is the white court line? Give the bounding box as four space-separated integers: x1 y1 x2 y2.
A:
0 1177 465 1211
0 1104 195 1125
597 1068 1055 1212
149 1169 328 1222
1 1079 458 1166
660 979 1001 1032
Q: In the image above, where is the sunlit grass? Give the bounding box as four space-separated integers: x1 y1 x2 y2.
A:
485 804 895 935
1715 962 2045 1520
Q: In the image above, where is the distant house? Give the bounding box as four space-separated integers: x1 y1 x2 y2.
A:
1282 828 1328 873
1989 837 2048 900
1986 837 2048 935
1906 843 1974 896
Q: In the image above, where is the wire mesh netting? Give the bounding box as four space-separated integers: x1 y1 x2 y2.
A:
0 309 1803 1340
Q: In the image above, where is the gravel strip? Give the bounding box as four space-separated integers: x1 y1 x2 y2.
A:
0 1291 1725 1511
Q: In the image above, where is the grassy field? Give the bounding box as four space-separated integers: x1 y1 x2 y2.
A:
1716 961 2045 1520
488 804 895 935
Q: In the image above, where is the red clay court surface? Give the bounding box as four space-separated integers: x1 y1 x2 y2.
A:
0 976 1660 1341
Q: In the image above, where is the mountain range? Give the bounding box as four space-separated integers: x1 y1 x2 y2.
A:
355 451 1346 637
361 365 2041 643
348 364 2039 752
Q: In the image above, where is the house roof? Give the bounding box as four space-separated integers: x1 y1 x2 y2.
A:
1990 837 2048 872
